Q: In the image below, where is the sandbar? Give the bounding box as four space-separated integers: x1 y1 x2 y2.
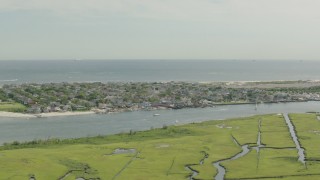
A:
0 111 96 118
0 111 36 118
38 111 95 117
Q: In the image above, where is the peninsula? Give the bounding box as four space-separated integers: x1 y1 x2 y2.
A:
1 80 320 115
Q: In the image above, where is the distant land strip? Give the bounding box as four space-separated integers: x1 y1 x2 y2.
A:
1 80 320 114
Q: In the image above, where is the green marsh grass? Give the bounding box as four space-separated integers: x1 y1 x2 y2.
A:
0 102 26 112
1 114 320 179
289 113 320 160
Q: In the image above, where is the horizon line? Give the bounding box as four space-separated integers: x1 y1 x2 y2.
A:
0 58 316 61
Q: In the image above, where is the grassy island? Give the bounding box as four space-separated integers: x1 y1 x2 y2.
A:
1 113 320 179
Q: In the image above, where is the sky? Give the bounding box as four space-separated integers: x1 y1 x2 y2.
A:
0 0 320 60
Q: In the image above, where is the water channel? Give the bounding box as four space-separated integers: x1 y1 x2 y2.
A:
1 101 320 145
283 113 306 167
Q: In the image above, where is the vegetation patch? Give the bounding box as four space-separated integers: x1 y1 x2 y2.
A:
0 102 26 112
1 114 320 179
59 159 99 179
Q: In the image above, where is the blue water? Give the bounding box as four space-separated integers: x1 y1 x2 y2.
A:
0 60 320 85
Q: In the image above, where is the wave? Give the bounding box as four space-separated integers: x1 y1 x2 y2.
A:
213 108 228 112
0 79 18 82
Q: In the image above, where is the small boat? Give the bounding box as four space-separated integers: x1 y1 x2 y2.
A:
153 114 160 116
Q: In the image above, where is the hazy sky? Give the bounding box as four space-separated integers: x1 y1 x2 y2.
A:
1 0 320 60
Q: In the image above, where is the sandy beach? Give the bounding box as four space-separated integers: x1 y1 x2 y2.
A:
38 111 95 117
0 111 96 118
0 111 36 118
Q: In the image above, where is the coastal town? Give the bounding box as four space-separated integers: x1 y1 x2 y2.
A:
1 81 320 114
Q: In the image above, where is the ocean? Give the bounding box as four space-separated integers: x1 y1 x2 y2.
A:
0 59 320 85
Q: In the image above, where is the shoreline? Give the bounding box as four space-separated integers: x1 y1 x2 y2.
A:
0 100 317 119
0 111 96 118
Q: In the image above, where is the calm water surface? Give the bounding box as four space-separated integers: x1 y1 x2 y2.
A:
1 101 320 145
1 60 320 85
1 60 320 144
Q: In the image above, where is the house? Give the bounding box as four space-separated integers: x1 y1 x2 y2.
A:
26 105 41 114
98 103 107 109
62 105 72 111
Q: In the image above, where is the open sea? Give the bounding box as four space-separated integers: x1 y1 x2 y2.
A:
0 59 320 85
